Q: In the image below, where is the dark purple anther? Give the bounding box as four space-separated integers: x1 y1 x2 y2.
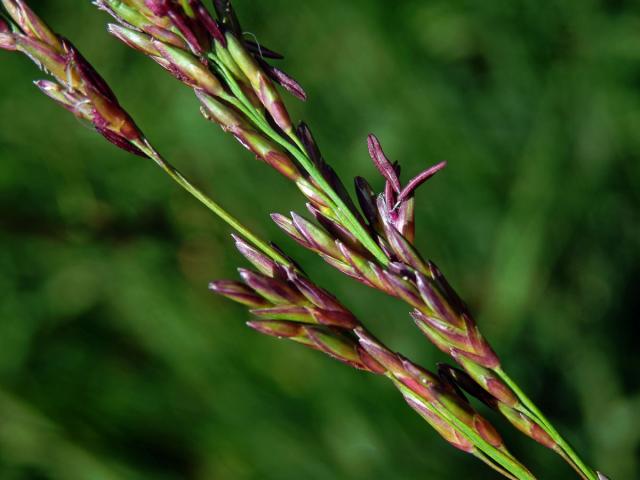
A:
367 134 401 194
245 40 283 59
260 61 307 101
396 161 447 205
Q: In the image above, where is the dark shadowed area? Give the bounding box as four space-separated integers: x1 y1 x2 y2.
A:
0 1 638 479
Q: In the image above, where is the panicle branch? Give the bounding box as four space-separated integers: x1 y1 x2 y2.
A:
84 4 600 476
209 235 535 480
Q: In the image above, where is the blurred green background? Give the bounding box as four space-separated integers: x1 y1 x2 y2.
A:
1 1 639 478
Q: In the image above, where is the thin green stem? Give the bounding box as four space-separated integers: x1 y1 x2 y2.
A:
559 450 590 480
136 142 292 268
495 367 597 480
474 451 519 480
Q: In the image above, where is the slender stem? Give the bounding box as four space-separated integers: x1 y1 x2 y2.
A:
559 450 590 480
474 451 519 480
495 367 597 480
136 142 292 268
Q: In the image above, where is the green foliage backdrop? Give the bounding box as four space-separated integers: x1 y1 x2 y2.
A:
1 1 639 478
